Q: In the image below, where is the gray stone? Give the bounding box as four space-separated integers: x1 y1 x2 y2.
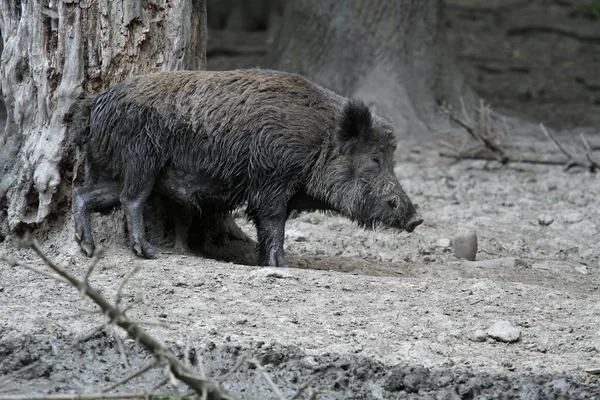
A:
487 320 521 343
574 265 588 275
470 329 487 342
453 232 478 261
561 212 583 224
437 238 452 248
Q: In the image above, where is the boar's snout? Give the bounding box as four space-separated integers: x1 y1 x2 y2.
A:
404 214 424 233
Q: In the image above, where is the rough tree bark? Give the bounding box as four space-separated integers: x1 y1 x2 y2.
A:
0 0 256 263
268 0 475 138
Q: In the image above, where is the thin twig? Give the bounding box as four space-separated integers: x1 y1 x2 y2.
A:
540 123 574 163
102 361 158 392
56 310 102 320
24 239 234 399
84 245 106 286
110 326 131 371
0 324 106 388
290 376 317 400
438 152 589 167
151 377 170 392
127 320 170 328
218 352 251 383
579 133 599 171
249 358 286 400
0 255 68 284
116 265 141 305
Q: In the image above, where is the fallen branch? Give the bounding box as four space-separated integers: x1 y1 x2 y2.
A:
440 100 599 172
8 239 235 400
1 241 317 399
439 152 589 168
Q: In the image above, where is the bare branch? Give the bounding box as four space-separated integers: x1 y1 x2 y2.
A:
101 361 158 392
84 244 107 286
218 352 251 383
110 326 131 371
540 123 574 161
580 133 599 171
56 310 103 320
0 324 106 388
127 320 171 328
116 265 141 306
290 376 317 400
249 358 286 400
0 255 68 284
22 240 235 399
439 152 589 168
440 101 598 172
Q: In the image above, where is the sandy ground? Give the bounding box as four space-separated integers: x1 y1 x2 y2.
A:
1 132 600 398
2 1 600 398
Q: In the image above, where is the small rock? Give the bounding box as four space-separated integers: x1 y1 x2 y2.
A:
561 212 583 224
437 238 452 248
568 220 597 237
470 329 487 342
453 232 478 261
537 215 554 227
574 265 588 275
487 320 521 343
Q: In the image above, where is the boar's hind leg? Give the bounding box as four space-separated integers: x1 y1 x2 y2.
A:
72 180 121 257
120 173 157 259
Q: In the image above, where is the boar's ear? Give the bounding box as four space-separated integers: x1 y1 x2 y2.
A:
338 100 372 143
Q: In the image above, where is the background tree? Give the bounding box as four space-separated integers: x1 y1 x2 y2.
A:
267 0 474 138
0 0 256 263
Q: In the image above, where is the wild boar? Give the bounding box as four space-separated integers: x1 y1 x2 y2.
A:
66 69 423 267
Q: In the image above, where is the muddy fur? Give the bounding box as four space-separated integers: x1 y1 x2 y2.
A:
67 69 421 267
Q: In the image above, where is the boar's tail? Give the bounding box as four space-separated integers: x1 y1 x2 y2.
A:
63 93 97 149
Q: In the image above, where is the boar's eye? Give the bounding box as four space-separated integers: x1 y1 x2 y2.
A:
370 155 381 166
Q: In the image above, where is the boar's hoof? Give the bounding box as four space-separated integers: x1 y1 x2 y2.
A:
79 241 96 258
404 215 424 233
132 241 157 259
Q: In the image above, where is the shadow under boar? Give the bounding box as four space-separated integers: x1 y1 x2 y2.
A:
66 69 423 268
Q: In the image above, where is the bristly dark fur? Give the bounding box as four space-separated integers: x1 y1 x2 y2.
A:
68 68 420 266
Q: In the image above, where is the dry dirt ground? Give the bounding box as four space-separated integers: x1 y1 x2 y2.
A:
1 131 600 398
2 1 600 399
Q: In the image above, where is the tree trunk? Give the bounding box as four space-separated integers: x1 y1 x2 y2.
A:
0 0 256 263
268 0 475 138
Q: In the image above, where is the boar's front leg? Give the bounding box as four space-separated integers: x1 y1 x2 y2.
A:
252 190 292 268
72 180 121 257
255 212 292 268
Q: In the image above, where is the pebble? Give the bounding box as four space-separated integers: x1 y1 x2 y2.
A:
568 220 597 237
574 265 588 275
470 329 488 342
437 238 452 248
561 212 583 224
487 320 521 343
453 232 478 261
